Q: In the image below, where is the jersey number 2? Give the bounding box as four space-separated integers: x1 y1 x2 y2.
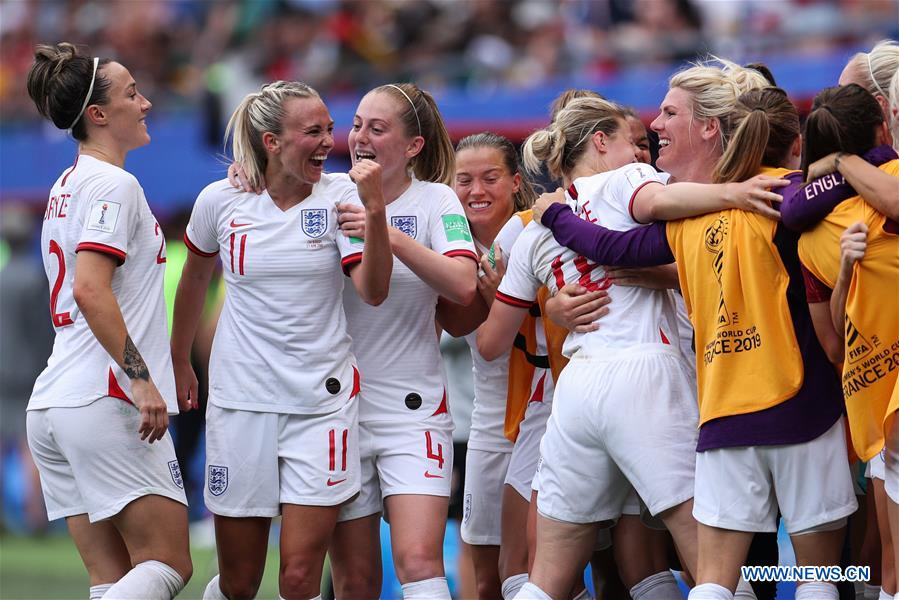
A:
48 239 74 327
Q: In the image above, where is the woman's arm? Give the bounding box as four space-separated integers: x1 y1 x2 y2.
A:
390 232 477 305
171 251 218 411
632 175 785 223
781 146 898 231
73 251 170 443
346 160 392 305
831 222 868 336
435 294 489 337
476 300 530 361
541 201 674 267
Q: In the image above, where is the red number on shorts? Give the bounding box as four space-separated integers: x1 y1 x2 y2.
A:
425 431 444 469
154 222 166 264
329 428 348 471
229 232 247 275
48 239 74 327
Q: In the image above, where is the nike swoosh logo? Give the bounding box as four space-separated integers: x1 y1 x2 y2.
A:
326 478 347 486
230 219 252 228
424 471 443 479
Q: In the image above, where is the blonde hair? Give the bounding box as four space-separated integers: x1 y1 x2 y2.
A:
522 97 627 181
372 83 455 186
890 67 899 148
847 40 899 102
225 81 320 191
669 56 769 152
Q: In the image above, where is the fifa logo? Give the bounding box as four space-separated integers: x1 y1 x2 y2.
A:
704 216 730 328
98 203 109 225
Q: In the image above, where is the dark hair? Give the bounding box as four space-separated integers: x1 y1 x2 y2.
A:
714 87 799 183
372 83 455 186
455 132 538 211
26 43 112 141
801 84 884 179
745 62 777 86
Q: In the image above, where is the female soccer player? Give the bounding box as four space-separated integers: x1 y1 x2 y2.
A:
476 93 776 600
793 83 899 594
534 87 859 600
25 42 192 599
172 81 392 600
327 82 479 600
450 132 540 599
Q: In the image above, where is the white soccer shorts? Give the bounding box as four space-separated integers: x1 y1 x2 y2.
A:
204 398 360 517
338 418 454 522
535 344 697 524
693 417 858 533
27 396 187 522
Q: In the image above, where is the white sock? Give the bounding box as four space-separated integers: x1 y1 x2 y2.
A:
688 583 733 600
571 587 592 600
877 589 892 600
734 577 757 600
795 582 839 600
90 584 114 600
513 581 553 600
502 573 529 600
203 575 227 600
101 560 184 599
630 570 681 600
401 577 451 600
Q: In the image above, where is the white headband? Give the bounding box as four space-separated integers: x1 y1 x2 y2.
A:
68 57 99 131
866 52 888 98
386 84 422 137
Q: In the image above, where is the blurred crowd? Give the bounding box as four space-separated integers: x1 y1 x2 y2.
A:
2 0 898 125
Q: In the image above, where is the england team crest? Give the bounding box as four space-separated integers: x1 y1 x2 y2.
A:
208 465 229 496
391 215 417 238
301 209 328 238
168 460 184 489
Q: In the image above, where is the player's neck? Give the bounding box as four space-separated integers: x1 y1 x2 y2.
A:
381 170 413 205
79 141 126 169
266 172 314 211
471 212 511 249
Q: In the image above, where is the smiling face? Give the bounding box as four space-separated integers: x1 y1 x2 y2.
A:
348 90 423 182
650 86 712 179
269 96 334 186
91 61 152 151
627 115 651 164
454 146 519 236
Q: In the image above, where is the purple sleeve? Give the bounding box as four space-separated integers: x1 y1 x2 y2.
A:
541 202 674 267
780 145 898 232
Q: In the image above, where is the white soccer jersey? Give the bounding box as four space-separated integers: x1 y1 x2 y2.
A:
342 177 478 423
497 163 684 357
29 155 176 413
185 174 362 414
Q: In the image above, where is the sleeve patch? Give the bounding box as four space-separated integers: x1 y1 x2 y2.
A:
86 200 122 233
442 214 472 242
625 164 657 189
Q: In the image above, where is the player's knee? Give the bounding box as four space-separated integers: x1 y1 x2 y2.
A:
220 572 263 600
279 558 321 598
335 570 381 599
394 546 443 583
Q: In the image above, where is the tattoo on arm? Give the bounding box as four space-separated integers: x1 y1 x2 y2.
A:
123 335 150 381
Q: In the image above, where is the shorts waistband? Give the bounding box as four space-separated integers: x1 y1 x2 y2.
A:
570 342 684 363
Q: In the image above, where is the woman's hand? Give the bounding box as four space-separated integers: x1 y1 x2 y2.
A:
544 283 611 333
173 357 199 413
840 221 868 272
130 378 170 443
227 162 264 194
605 265 679 290
349 159 386 211
805 153 842 182
724 174 789 220
533 189 566 224
337 203 366 239
477 242 505 305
